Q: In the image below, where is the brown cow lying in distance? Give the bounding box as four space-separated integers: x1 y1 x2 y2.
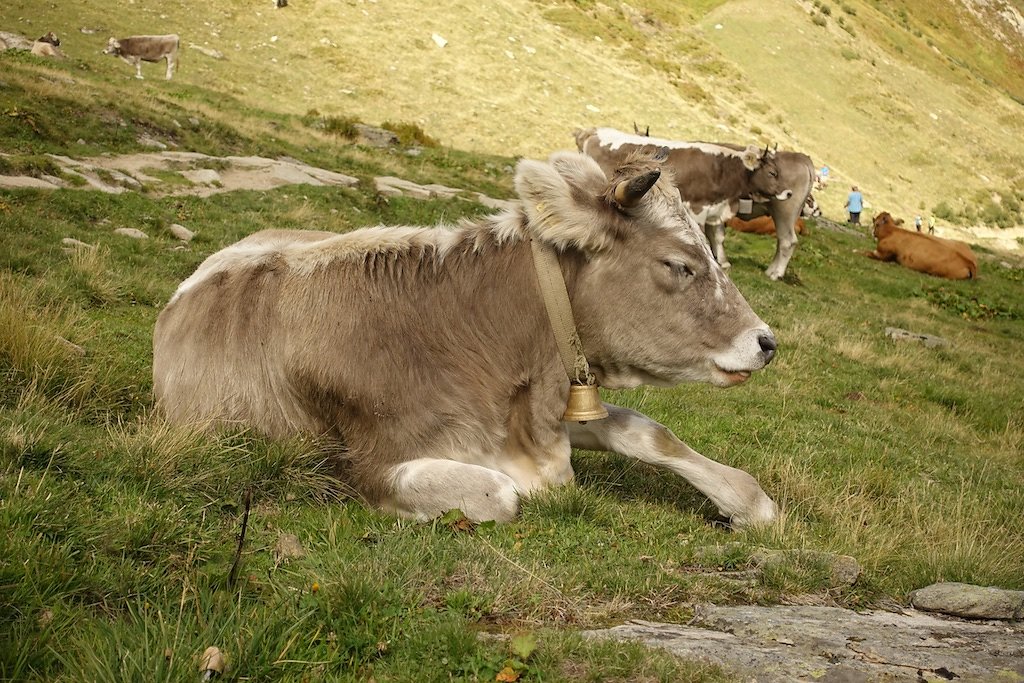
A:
727 215 806 236
866 212 978 280
30 32 63 58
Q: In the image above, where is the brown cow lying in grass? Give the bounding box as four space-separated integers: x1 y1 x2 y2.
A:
727 215 806 236
866 212 978 280
31 32 63 58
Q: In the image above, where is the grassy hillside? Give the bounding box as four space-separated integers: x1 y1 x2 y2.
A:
2 43 1024 681
2 0 1023 244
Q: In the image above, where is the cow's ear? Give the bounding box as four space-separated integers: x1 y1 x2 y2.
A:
740 145 762 171
515 153 614 253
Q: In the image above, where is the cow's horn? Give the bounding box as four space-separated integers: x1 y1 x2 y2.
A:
613 168 661 208
762 143 770 158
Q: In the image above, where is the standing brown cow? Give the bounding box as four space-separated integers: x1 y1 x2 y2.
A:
154 152 780 527
103 34 179 80
576 127 814 280
866 212 978 279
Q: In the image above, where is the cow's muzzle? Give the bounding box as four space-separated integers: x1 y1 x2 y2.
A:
758 331 777 365
775 190 794 201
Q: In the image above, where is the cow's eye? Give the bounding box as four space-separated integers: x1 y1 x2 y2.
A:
662 260 694 278
769 169 778 178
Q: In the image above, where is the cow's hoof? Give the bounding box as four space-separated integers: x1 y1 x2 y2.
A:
727 496 779 529
765 268 785 281
720 261 732 271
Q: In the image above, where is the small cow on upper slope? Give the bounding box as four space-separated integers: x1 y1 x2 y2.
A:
154 151 780 528
104 34 179 80
866 212 978 280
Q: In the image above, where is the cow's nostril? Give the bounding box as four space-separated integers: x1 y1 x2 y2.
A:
758 332 777 363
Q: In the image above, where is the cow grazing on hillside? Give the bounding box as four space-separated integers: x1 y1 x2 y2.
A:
154 152 780 527
576 127 815 280
728 215 806 236
103 34 179 80
866 212 978 280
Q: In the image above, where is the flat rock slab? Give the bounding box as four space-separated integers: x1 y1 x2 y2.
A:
911 582 1024 620
0 152 359 197
885 327 950 349
584 605 1024 682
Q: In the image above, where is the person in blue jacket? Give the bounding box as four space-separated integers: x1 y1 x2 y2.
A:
845 186 863 225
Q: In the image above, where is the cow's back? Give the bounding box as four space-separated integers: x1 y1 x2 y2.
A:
153 227 551 444
880 231 977 279
154 230 337 436
120 34 179 60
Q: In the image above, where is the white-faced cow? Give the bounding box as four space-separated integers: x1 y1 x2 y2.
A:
576 127 815 280
153 152 779 527
103 34 179 80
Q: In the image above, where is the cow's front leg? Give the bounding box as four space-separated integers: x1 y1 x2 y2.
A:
704 221 730 270
379 458 521 523
567 404 777 527
134 59 144 79
765 207 800 280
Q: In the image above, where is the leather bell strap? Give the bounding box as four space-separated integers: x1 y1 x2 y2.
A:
529 237 596 386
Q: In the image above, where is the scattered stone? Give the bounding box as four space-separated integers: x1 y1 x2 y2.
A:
0 31 34 51
585 605 1024 682
108 169 142 189
300 166 359 187
885 327 950 349
40 174 68 187
188 117 201 127
61 237 95 250
910 582 1024 621
181 168 222 185
0 175 59 189
274 533 305 562
431 33 448 48
189 43 224 59
375 176 461 200
137 135 168 150
114 228 149 239
354 123 400 148
167 223 194 242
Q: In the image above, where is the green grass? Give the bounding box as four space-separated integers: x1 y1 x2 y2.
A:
2 27 1024 683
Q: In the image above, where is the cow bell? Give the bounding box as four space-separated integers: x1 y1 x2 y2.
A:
562 383 608 422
